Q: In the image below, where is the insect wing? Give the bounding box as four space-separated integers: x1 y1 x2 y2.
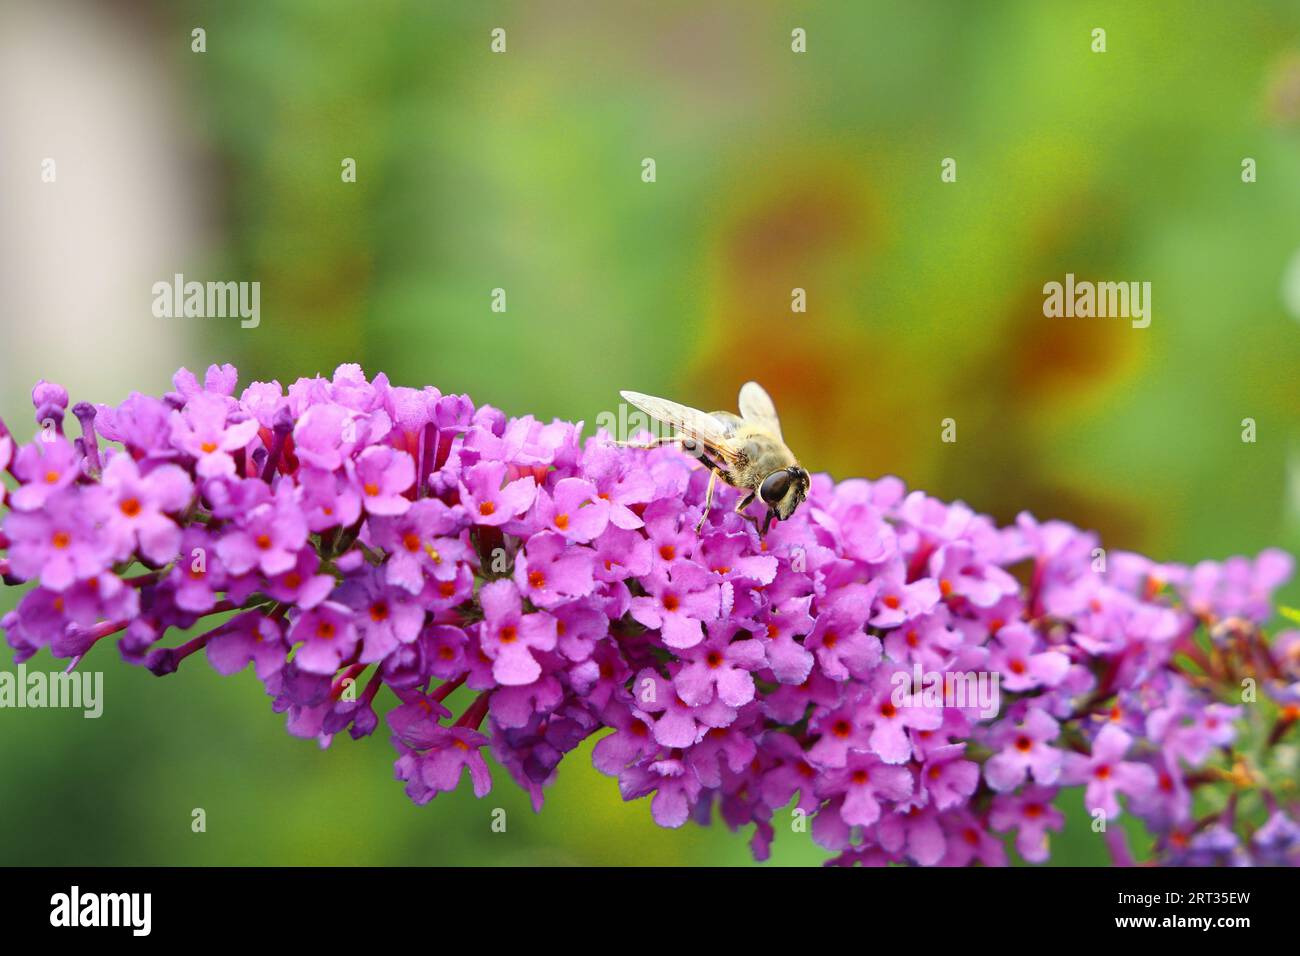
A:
737 381 783 440
619 390 740 466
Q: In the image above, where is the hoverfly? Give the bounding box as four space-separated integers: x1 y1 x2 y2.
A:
617 382 810 536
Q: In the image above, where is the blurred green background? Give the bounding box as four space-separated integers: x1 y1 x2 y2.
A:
2 0 1299 865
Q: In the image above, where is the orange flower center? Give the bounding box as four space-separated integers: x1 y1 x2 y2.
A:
478 501 496 517
119 497 142 517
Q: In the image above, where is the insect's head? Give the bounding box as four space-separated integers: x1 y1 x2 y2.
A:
759 465 811 521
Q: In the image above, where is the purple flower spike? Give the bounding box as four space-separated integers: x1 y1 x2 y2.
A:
0 364 1294 867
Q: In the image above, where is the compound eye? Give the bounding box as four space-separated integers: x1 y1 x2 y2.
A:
759 470 793 506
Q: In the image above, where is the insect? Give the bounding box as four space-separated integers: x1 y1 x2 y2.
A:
617 382 810 536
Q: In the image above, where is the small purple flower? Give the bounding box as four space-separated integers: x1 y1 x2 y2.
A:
1062 724 1157 820
989 787 1065 863
984 707 1062 792
478 579 557 686
938 812 1007 867
629 561 723 650
367 498 469 594
387 691 454 748
94 393 174 456
987 623 1069 692
216 484 309 576
291 402 362 471
590 525 653 583
4 489 111 590
10 436 81 510
919 744 980 810
395 728 493 802
263 549 335 609
297 465 362 532
871 563 941 628
287 601 360 675
350 445 415 516
98 454 193 564
512 530 596 609
206 611 288 679
592 707 657 775
335 569 425 663
533 477 610 543
805 583 882 681
876 805 947 866
618 756 703 828
818 752 913 827
671 627 766 707
633 668 735 748
867 669 944 764
928 542 1019 608
459 461 536 526
169 393 259 478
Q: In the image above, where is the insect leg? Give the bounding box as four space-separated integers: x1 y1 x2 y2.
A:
607 435 690 450
733 492 755 514
695 468 723 532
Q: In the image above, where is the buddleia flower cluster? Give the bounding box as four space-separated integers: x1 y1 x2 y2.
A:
2 364 1298 866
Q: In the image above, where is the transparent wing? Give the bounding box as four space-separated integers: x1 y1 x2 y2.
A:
737 381 783 440
707 410 745 439
620 390 740 465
